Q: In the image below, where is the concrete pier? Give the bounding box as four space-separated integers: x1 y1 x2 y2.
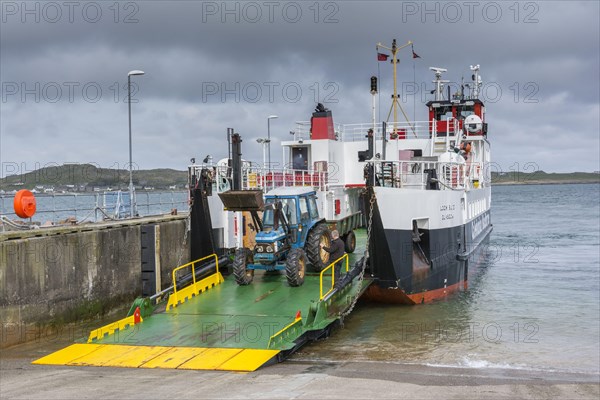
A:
0 215 189 349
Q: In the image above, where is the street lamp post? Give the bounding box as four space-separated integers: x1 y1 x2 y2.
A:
267 115 278 170
128 70 144 218
256 138 270 170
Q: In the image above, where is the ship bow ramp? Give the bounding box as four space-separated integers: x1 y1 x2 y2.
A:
33 257 371 372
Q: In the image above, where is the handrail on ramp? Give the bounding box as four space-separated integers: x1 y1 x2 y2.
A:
172 254 219 294
167 254 223 310
319 254 349 300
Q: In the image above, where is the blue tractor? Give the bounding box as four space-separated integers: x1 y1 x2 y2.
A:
220 187 332 287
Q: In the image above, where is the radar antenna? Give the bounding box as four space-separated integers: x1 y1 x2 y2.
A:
429 67 449 101
469 65 482 99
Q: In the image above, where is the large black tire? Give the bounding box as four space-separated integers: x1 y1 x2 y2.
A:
285 248 307 287
305 223 331 272
343 230 356 253
233 248 254 285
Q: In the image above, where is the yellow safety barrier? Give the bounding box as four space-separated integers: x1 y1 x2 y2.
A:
87 314 142 343
172 254 219 293
167 254 223 310
319 254 349 300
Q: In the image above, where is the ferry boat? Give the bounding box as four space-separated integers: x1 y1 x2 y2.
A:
30 40 495 376
194 39 493 304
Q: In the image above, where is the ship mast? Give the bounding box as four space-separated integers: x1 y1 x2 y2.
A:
377 39 415 137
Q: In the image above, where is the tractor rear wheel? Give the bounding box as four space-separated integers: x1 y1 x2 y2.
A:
306 223 331 272
286 248 307 287
343 230 356 253
233 248 254 285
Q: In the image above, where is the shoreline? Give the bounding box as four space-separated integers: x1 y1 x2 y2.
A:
1 338 598 399
492 180 599 186
3 330 599 378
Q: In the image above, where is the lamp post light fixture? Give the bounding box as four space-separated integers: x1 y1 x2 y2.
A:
127 70 144 218
256 138 270 170
267 115 278 169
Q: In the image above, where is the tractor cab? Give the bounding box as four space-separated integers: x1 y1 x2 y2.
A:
262 188 320 244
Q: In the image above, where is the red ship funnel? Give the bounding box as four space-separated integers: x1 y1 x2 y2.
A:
310 104 336 140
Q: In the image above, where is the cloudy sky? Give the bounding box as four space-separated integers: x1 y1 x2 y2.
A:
1 0 599 177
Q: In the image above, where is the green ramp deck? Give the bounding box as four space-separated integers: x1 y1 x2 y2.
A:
34 232 371 372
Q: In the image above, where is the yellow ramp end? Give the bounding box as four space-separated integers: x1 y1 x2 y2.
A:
33 344 279 372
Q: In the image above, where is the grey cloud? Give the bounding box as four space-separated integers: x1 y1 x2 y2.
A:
1 0 599 173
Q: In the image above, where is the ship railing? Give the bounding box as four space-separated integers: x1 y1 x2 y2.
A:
429 117 463 155
291 121 433 142
464 161 488 189
245 168 329 192
291 121 310 141
340 121 432 141
337 123 384 141
0 191 188 228
206 164 330 193
367 160 468 190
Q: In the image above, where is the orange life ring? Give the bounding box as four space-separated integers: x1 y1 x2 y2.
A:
14 189 37 218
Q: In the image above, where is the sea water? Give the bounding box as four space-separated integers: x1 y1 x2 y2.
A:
296 183 600 374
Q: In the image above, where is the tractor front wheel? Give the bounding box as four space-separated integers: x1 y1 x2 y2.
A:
286 248 307 287
306 223 331 272
233 248 254 285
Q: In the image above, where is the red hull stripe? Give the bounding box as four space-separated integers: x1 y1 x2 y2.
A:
362 280 465 305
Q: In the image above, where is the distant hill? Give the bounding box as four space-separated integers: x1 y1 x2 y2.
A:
1 164 598 192
0 164 188 191
491 170 599 185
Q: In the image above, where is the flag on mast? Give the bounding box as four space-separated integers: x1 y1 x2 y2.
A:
411 44 421 59
377 53 389 61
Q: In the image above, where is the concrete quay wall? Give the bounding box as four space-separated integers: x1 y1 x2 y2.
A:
0 215 189 348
